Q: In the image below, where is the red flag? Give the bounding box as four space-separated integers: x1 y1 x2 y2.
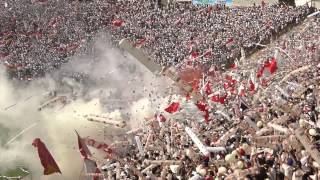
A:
266 58 277 74
32 138 61 175
165 102 180 113
75 131 92 159
112 19 124 27
211 94 227 104
196 101 207 112
219 94 227 104
225 75 237 85
223 82 229 90
204 110 210 123
211 94 220 102
249 80 255 92
256 67 265 78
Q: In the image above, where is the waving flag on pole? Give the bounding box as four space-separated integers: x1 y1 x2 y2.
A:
75 130 92 159
165 102 180 113
32 138 61 175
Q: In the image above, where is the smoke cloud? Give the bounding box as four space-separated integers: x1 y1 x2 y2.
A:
0 35 171 179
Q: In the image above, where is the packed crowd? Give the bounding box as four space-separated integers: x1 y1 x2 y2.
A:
0 0 313 79
1 0 320 179
95 16 320 179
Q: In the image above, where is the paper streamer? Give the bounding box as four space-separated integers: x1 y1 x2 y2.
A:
165 133 171 154
244 116 259 131
206 146 226 153
216 110 231 121
135 136 145 156
145 160 181 165
126 128 143 135
185 127 210 156
215 128 237 145
141 164 158 174
267 123 290 134
275 85 290 98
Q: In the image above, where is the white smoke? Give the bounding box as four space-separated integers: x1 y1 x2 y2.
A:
0 36 171 179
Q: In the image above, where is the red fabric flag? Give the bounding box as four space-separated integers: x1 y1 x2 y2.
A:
211 94 220 102
211 94 227 104
266 58 277 74
32 138 61 175
256 67 265 78
219 94 227 104
196 101 207 112
112 19 124 27
204 110 210 123
249 80 255 92
223 82 229 90
225 75 237 85
75 131 92 159
165 102 180 113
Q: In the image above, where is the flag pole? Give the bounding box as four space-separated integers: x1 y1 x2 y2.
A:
78 161 84 180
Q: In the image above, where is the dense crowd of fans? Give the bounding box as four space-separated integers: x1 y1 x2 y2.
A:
0 0 313 79
1 0 320 179
99 16 320 179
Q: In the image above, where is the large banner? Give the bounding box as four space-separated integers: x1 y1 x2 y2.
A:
192 0 216 5
192 0 233 6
